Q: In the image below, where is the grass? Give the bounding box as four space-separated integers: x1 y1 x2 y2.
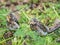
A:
0 2 60 45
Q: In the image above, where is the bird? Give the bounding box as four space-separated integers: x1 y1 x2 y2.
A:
30 18 60 36
6 10 20 30
30 18 48 36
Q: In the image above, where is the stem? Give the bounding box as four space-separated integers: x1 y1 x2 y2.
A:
21 10 30 21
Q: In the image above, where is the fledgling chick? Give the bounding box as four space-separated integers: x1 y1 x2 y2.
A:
6 10 20 30
30 18 48 36
30 18 60 36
